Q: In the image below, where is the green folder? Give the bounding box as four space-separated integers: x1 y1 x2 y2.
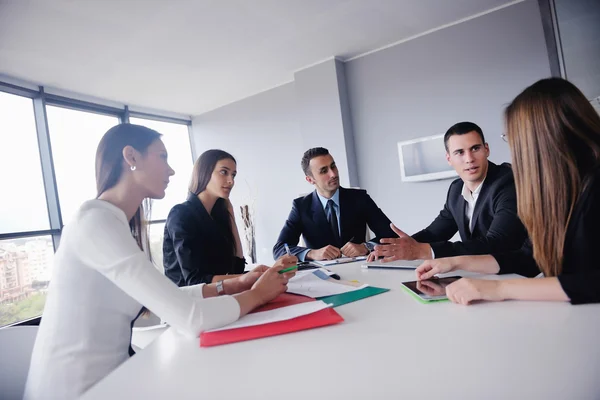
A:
317 286 389 307
400 285 449 304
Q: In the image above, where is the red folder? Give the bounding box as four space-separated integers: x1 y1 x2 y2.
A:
200 293 344 347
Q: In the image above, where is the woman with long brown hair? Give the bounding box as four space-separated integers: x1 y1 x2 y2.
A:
415 78 600 305
163 149 251 287
24 124 296 400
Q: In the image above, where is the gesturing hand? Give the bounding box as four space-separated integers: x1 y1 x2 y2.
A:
371 224 432 262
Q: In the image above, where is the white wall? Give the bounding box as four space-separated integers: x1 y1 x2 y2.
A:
345 0 551 235
191 0 552 261
192 83 307 264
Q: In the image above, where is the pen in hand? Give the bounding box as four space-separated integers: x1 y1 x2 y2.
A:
279 244 298 274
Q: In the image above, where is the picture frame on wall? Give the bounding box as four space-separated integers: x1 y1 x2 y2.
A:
397 134 458 182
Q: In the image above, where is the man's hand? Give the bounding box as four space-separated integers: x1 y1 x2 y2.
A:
371 224 432 262
307 245 341 261
340 241 369 257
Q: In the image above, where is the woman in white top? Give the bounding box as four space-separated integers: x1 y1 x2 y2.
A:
24 124 297 400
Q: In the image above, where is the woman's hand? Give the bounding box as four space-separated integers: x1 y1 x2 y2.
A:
415 257 458 280
235 265 269 291
445 278 504 305
272 254 298 279
416 279 446 296
250 263 294 304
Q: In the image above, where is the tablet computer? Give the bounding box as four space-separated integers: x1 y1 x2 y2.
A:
361 259 423 269
401 276 462 301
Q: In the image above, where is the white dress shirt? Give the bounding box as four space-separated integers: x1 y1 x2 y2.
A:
462 179 485 233
24 200 240 400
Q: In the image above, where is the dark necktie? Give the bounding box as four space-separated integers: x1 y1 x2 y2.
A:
327 199 341 246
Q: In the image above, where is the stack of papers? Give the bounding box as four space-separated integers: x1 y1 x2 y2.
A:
200 293 344 347
312 256 368 266
206 301 331 332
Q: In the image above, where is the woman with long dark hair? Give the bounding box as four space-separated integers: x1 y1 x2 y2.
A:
415 78 600 305
24 125 296 399
163 149 253 287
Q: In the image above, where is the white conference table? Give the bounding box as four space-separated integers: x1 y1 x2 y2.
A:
83 262 600 400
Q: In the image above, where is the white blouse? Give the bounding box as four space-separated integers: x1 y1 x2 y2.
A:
24 200 240 400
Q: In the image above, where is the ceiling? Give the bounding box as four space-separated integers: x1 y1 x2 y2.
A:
0 0 518 116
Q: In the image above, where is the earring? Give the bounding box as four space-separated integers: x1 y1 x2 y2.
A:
130 165 136 171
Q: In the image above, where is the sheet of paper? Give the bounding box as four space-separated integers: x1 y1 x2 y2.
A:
287 270 367 298
206 301 331 332
362 259 423 269
312 256 367 266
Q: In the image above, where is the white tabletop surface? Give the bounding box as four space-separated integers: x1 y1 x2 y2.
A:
82 262 600 400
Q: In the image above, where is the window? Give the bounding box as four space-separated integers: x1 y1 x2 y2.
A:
148 222 165 272
129 118 193 221
0 92 50 234
0 81 192 327
46 106 119 225
0 236 54 327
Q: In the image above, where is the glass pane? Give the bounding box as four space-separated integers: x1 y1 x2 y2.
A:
148 222 165 273
554 0 600 100
47 106 119 225
0 235 54 327
0 92 50 234
130 118 193 220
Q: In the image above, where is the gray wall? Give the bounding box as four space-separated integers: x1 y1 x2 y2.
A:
294 59 358 187
554 0 600 100
192 0 553 261
345 0 551 235
192 83 306 264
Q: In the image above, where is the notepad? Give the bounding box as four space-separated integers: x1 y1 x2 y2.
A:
317 286 390 307
206 301 332 332
312 256 368 266
200 293 344 347
361 259 423 269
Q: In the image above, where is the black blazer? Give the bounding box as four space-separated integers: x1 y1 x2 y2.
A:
163 194 245 286
412 162 527 258
273 187 396 259
493 166 600 304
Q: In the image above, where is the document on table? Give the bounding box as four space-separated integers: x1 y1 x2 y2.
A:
312 256 367 266
287 269 367 298
206 301 331 332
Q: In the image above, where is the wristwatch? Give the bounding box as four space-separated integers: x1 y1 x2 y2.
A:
216 280 225 296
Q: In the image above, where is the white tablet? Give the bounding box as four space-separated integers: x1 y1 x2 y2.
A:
361 259 424 269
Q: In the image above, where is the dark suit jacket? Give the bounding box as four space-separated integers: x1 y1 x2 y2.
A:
163 194 245 286
273 187 396 259
493 166 600 304
412 161 527 258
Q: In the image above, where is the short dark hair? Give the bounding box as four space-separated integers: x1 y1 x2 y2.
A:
443 122 485 151
301 147 330 176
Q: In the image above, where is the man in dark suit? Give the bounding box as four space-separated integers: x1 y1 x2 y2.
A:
371 122 527 261
273 147 396 261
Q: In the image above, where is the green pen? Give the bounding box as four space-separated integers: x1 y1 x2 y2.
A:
279 265 298 274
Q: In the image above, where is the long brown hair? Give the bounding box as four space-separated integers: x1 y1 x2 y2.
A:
506 78 600 276
95 124 162 253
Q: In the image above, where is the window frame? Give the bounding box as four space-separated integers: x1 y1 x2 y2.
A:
0 80 192 327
